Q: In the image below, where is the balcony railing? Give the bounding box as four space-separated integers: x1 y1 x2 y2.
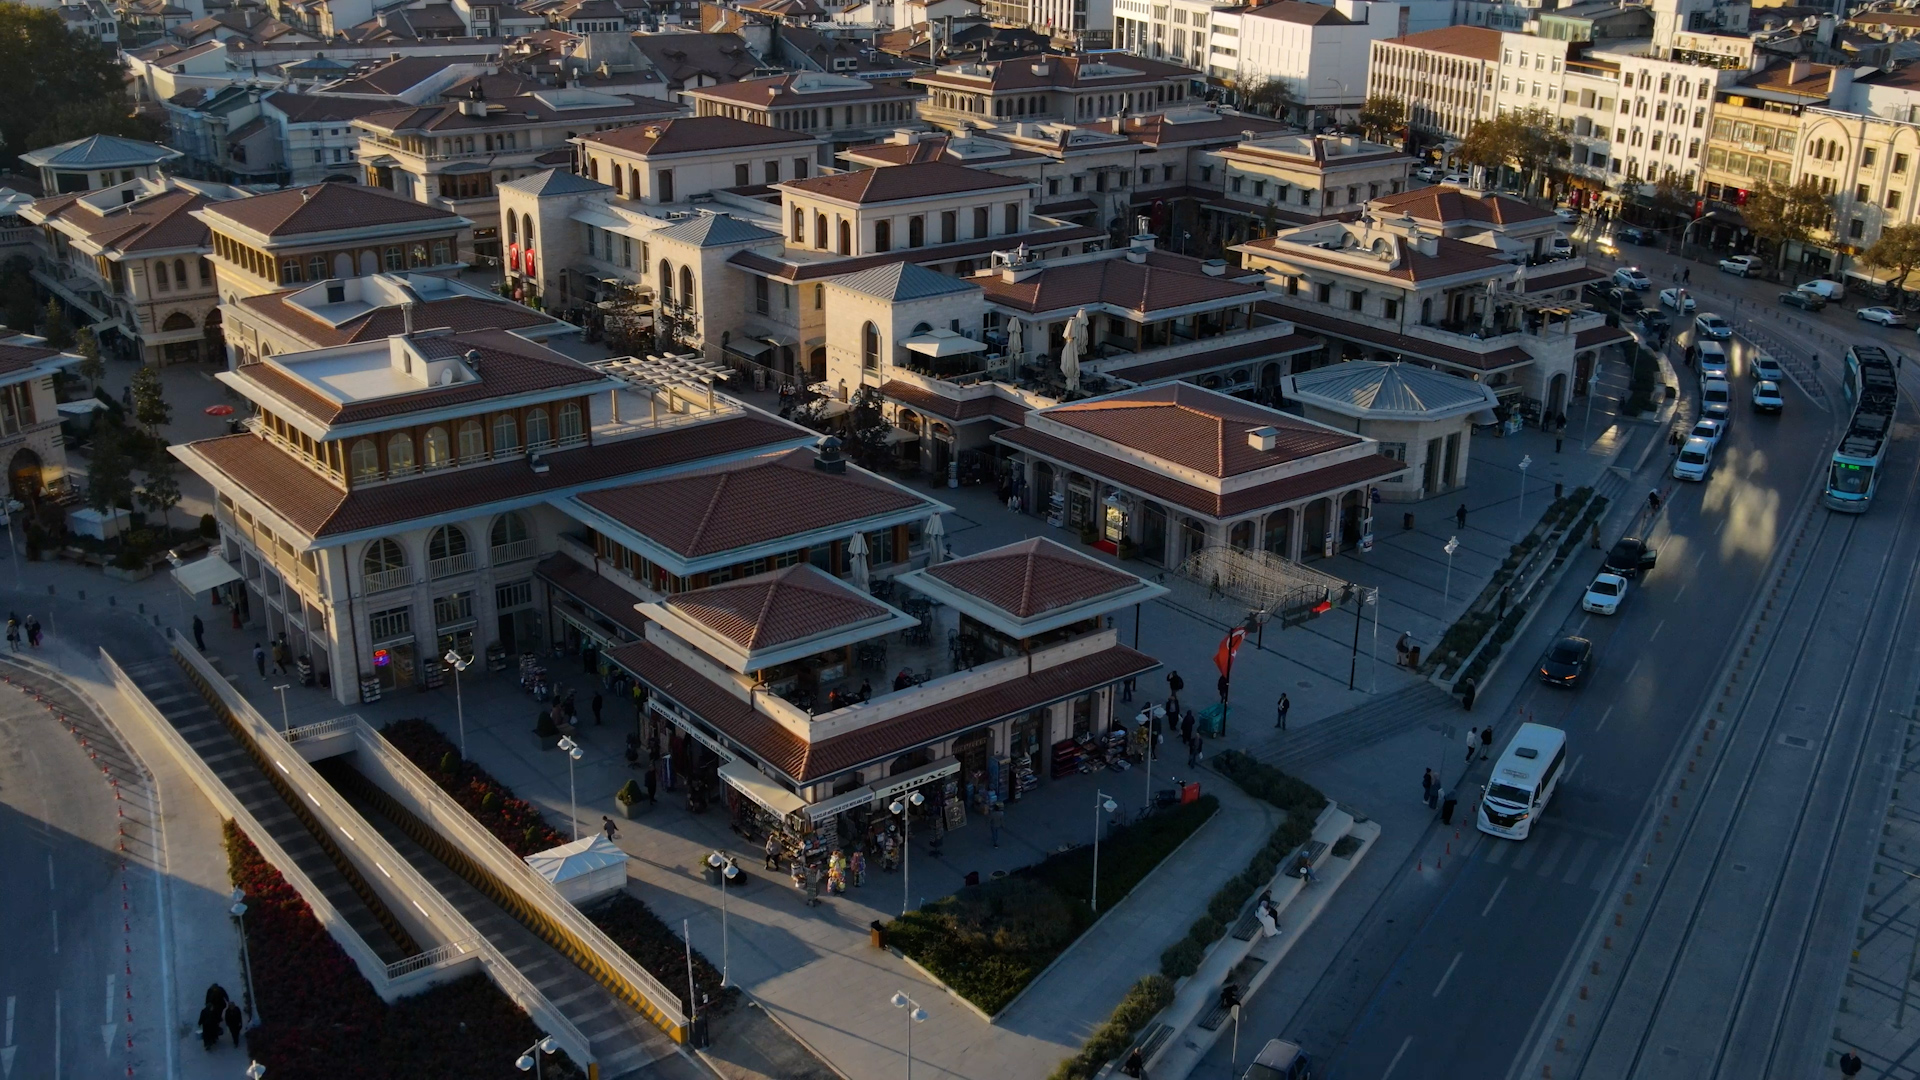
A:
429 552 477 579
490 539 535 564
363 567 413 593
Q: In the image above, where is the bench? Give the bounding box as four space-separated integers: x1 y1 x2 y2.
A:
1288 839 1329 879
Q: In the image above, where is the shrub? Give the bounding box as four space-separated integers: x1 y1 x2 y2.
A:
1209 751 1327 824
438 750 459 774
584 892 736 1017
1048 976 1175 1080
200 512 217 538
380 718 564 855
1160 937 1204 980
1187 915 1224 946
616 779 643 805
1207 887 1244 925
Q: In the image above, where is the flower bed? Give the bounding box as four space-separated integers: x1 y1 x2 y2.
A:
224 821 581 1079
583 892 737 1017
885 794 1219 1015
1046 976 1174 1080
381 718 564 856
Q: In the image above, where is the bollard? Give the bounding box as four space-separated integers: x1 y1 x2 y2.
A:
1603 936 1613 949
1579 985 1588 1000
1615 911 1623 926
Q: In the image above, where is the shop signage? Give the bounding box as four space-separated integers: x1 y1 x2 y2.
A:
648 699 735 762
871 756 960 801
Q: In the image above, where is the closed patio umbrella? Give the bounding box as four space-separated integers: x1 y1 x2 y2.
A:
925 513 947 565
847 531 870 591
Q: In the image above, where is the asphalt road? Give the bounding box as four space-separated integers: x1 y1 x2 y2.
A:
1193 271 1852 1078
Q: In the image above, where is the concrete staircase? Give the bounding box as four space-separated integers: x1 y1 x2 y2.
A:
1238 682 1457 773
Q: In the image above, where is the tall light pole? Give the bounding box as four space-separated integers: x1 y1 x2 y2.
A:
0 500 21 593
1090 790 1118 912
1517 454 1533 525
1140 707 1156 811
444 649 471 758
246 1061 266 1079
1443 536 1459 605
706 852 737 986
890 991 928 1080
889 791 925 915
230 888 259 1024
271 684 291 739
556 736 583 841
515 1036 558 1078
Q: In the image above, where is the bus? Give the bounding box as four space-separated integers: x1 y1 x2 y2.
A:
1477 723 1568 840
1827 345 1899 512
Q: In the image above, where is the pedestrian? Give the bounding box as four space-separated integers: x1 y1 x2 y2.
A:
192 614 205 652
1555 433 1564 453
644 763 658 805
3 619 15 651
1166 669 1183 714
1216 672 1230 706
805 862 822 907
1682 266 1691 284
1208 571 1222 599
1121 675 1135 703
223 999 242 1046
1422 767 1434 802
252 643 265 677
1456 503 1468 528
1839 1050 1864 1077
1590 522 1601 549
1122 1046 1147 1078
1669 428 1683 455
1181 708 1196 744
765 830 780 870
1466 727 1480 763
26 617 39 648
601 815 619 842
1648 489 1662 513
1498 585 1512 619
205 983 229 1011
1481 725 1494 760
1461 678 1477 712
270 639 287 675
1396 632 1411 666
199 1005 222 1051
591 691 604 726
1187 732 1202 767
1275 692 1290 730
988 802 1005 847
1441 789 1458 826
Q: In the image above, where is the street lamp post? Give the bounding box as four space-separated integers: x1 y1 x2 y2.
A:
1517 454 1533 525
245 1063 266 1080
1140 707 1156 811
556 736 584 841
1090 790 1118 912
443 649 471 758
515 1036 558 1078
271 684 291 739
1443 536 1460 605
889 991 929 1080
230 888 260 1025
706 852 738 986
889 791 925 915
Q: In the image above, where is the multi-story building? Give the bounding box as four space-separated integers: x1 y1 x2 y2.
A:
224 270 578 356
0 335 82 506
266 92 399 185
912 53 1200 133
1369 26 1502 146
1196 132 1413 243
572 115 823 206
1797 96 1917 277
22 177 247 365
1204 0 1403 127
20 135 183 196
1700 60 1833 222
686 73 926 167
356 87 685 261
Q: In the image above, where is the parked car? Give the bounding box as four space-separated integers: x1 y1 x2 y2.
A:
1859 306 1909 327
1414 165 1444 182
1658 287 1696 312
1638 308 1671 332
1442 172 1472 185
1555 206 1581 223
1688 417 1725 449
1604 537 1658 578
1606 286 1640 309
1243 1039 1313 1080
1672 435 1714 481
1538 636 1595 688
1582 572 1629 615
1798 278 1846 301
1615 225 1650 245
1701 377 1733 420
1751 354 1785 382
1694 313 1733 339
1613 266 1652 290
1546 236 1573 259
1719 254 1764 277
1778 290 1825 312
1752 379 1785 413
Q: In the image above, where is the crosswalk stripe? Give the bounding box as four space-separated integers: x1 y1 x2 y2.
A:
1513 838 1540 870
1485 838 1511 865
1562 838 1598 885
1534 834 1573 879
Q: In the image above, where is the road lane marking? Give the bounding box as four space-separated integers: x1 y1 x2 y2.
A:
1625 658 1643 683
1674 581 1689 600
2 995 13 1080
1485 840 1511 865
1564 755 1583 784
1432 952 1464 998
1535 834 1574 878
1595 705 1615 733
1481 876 1508 917
52 990 59 1079
1514 841 1540 870
100 976 114 1056
1650 618 1666 641
1381 1036 1413 1080
50 910 56 953
1715 517 1728 535
1563 838 1599 885
46 853 53 891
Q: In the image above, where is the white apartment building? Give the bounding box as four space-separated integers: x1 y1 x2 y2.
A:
1369 26 1501 145
1217 0 1402 127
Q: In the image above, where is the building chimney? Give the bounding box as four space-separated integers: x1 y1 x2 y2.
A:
402 302 415 336
814 435 847 473
1788 58 1812 85
464 348 483 374
1247 426 1280 451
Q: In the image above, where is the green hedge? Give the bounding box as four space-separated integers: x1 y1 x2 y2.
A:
885 795 1219 1015
1046 976 1175 1080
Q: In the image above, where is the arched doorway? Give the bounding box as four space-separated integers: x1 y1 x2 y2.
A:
1338 490 1365 551
1228 520 1254 550
8 448 41 502
1547 373 1569 419
809 346 827 383
1263 508 1292 560
1177 515 1206 563
203 308 225 366
1302 498 1331 561
161 311 198 363
1139 500 1168 563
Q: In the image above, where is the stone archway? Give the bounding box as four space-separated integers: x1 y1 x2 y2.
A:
1302 498 1331 561
1547 372 1569 420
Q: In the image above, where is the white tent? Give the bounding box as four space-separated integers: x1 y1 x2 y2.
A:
524 835 629 907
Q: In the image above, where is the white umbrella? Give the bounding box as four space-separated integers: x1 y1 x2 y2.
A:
925 513 947 565
1005 317 1024 374
1061 308 1085 394
847 532 870 591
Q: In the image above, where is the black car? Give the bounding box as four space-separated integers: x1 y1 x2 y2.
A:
1603 537 1659 578
1616 225 1650 245
1779 290 1826 312
1638 308 1671 332
1539 636 1594 687
1606 286 1639 309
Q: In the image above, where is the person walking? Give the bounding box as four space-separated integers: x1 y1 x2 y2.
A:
1122 1046 1148 1078
591 691 604 726
4 619 17 651
1422 768 1435 803
1461 677 1477 712
223 999 243 1046
1648 489 1662 514
1216 672 1230 706
1682 266 1691 284
252 643 265 678
26 616 39 648
1441 789 1458 826
1456 503 1468 528
270 639 288 675
1465 727 1479 763
601 815 619 842
1396 632 1411 666
1166 669 1184 714
192 614 206 652
644 762 658 806
1275 692 1290 730
1839 1050 1864 1077
205 984 230 1012
764 831 780 870
1481 725 1494 760
1187 731 1202 768
1590 522 1601 549
988 802 1005 848
199 1005 222 1051
1180 709 1196 746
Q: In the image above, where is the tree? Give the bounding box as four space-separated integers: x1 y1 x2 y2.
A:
40 297 71 349
74 327 103 390
1648 172 1691 237
1236 75 1296 122
137 444 181 530
1457 110 1568 196
1457 114 1518 175
0 3 141 165
1357 94 1406 144
0 256 34 333
1860 223 1920 301
130 363 170 436
84 425 133 517
1743 179 1830 272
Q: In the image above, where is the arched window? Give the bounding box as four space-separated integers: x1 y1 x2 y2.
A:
492 413 519 454
507 214 517 244
862 321 879 370
679 266 694 311
908 216 924 247
521 214 534 247
557 401 583 442
659 260 674 304
362 537 406 587
792 206 804 242
427 525 470 576
838 218 851 255
175 258 188 285
457 419 485 461
490 511 529 560
386 431 416 474
628 166 638 195
307 255 326 281
525 407 551 448
350 438 379 481
153 261 169 289
875 220 891 252
423 426 450 468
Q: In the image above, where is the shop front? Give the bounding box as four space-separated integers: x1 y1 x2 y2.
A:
868 756 963 874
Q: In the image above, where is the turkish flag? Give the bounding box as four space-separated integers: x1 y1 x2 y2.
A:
1213 627 1246 678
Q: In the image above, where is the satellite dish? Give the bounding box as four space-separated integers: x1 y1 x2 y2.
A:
439 369 454 386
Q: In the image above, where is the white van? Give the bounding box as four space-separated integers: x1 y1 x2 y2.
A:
1798 279 1847 302
1478 723 1568 840
1690 340 1729 380
1672 435 1713 481
1701 378 1733 420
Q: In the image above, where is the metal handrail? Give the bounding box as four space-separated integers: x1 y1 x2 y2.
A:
386 939 474 979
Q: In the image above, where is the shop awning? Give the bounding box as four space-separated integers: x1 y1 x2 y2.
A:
902 329 988 358
171 555 243 596
871 756 959 801
803 784 875 822
723 338 771 360
719 759 807 819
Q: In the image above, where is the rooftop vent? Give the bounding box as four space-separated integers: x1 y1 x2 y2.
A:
464 348 483 374
1201 259 1226 277
1247 426 1280 452
814 435 846 473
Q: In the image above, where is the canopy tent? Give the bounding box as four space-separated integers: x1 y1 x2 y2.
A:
902 329 989 358
524 836 629 907
719 759 807 820
171 555 243 597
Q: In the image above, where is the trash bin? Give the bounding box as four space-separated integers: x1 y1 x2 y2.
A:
870 920 887 949
1554 482 1564 499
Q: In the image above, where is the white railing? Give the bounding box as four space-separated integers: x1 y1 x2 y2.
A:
363 567 413 593
429 552 477 579
490 539 535 564
386 939 474 979
287 715 359 743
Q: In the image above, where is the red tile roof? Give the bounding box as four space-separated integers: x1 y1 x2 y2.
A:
689 72 921 107
1574 325 1632 348
578 115 816 157
205 182 460 238
574 447 931 558
778 160 1028 205
1247 1 1353 23
1099 333 1319 383
725 222 1103 282
1383 24 1503 60
666 564 892 651
535 554 650 638
925 538 1138 620
608 636 1157 781
973 251 1264 316
1107 112 1291 149
33 187 222 254
913 53 1198 93
843 134 1046 167
182 413 806 540
236 292 558 349
1366 185 1554 226
1257 299 1534 373
876 380 1022 423
1240 233 1513 284
1524 265 1607 292
0 343 67 377
1040 382 1358 477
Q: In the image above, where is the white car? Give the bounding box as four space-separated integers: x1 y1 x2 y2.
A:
1750 354 1784 382
1672 435 1714 481
1752 379 1785 413
1658 287 1696 312
1860 306 1910 327
1555 206 1581 223
1694 312 1733 339
1442 172 1472 185
1614 266 1652 291
1798 278 1846 301
1415 165 1444 182
1688 417 1725 448
1582 572 1630 615
1547 236 1573 259
1719 255 1763 277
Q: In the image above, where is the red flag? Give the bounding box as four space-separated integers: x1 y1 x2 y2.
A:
1213 627 1246 678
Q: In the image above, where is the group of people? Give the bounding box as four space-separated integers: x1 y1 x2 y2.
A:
4 613 40 650
197 983 244 1052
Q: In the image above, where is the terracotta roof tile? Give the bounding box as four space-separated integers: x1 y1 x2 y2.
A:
236 292 558 349
725 222 1102 282
206 182 460 238
1100 333 1319 383
579 115 815 157
876 380 1016 423
1383 24 1503 60
778 160 1028 205
913 52 1197 93
974 251 1264 316
0 343 68 377
34 187 222 254
575 447 931 558
666 565 892 651
1365 185 1553 226
1574 325 1632 348
535 554 650 638
1525 265 1607 292
1040 382 1358 477
1258 299 1534 373
925 538 1137 620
